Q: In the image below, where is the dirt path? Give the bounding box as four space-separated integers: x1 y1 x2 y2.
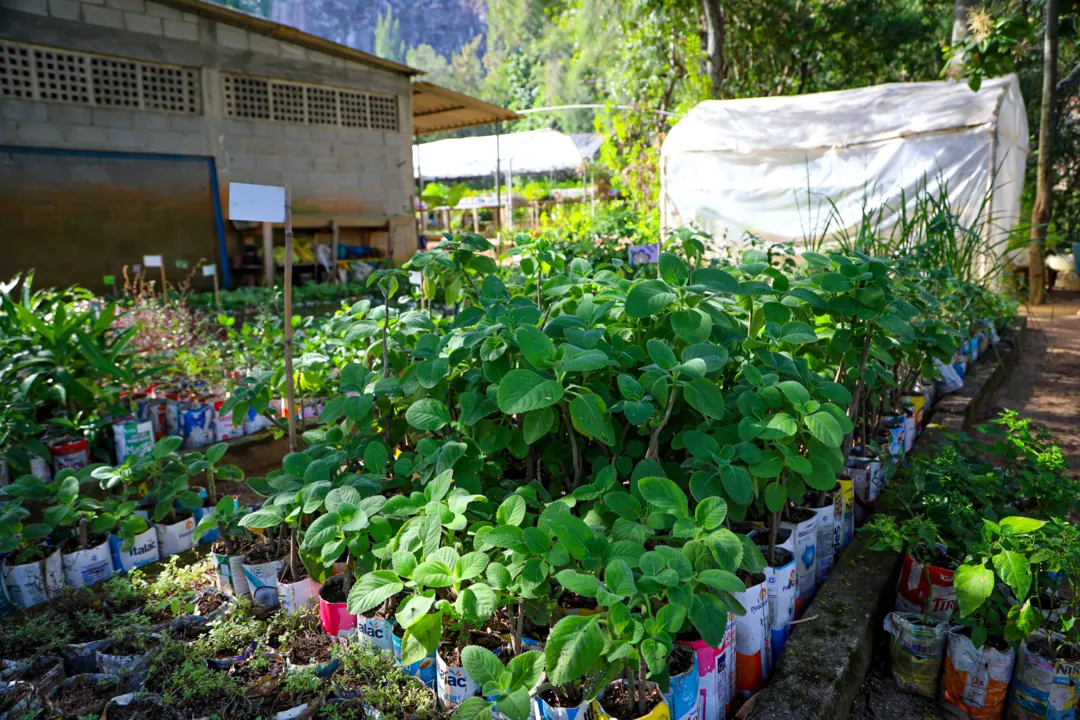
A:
982 291 1080 476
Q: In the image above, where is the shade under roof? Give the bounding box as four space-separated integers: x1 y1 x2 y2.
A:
412 82 521 136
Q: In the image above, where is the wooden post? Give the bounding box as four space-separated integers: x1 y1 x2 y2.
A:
283 187 297 454
472 208 479 233
160 259 168 302
330 219 340 284
213 268 221 309
263 222 274 287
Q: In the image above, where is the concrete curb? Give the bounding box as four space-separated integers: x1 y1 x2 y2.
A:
745 320 1027 720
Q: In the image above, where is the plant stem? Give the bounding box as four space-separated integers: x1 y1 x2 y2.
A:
562 408 582 488
344 554 354 595
289 528 299 581
767 510 778 567
625 664 636 717
207 464 217 506
77 514 88 549
381 291 391 379
514 600 525 656
638 652 648 716
647 386 679 460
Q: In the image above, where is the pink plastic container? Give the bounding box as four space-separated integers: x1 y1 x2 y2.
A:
318 582 356 637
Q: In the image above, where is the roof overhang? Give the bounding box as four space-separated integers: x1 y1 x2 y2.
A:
156 0 419 77
412 81 520 136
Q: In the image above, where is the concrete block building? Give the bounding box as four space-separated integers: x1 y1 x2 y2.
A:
0 0 420 291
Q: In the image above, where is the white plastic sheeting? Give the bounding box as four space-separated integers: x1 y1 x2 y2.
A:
661 76 1029 257
413 129 587 181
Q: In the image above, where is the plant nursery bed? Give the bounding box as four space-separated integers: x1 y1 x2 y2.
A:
744 318 1027 720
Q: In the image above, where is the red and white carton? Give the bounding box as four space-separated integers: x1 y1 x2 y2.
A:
212 400 246 442
734 577 770 695
895 553 957 621
50 437 89 474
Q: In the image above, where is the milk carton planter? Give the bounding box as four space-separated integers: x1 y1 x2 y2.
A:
1008 632 1080 720
242 555 286 608
212 549 250 597
96 633 161 691
108 527 159 573
591 680 670 720
49 437 90 474
279 571 321 615
436 645 487 709
760 547 797 668
810 496 842 583
61 535 115 588
355 614 396 653
392 625 437 687
662 645 699 720
154 511 197 557
733 572 770 694
318 575 356 637
2 546 63 609
779 508 818 615
112 419 154 463
0 654 64 696
535 691 590 720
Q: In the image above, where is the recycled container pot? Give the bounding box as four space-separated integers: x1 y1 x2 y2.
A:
883 612 949 698
2 546 63 609
47 673 119 719
535 693 590 720
49 437 89 474
677 629 737 720
732 573 770 694
811 498 841 583
96 634 161 692
212 400 246 442
903 410 917 454
62 639 112 675
1007 632 1079 720
102 692 181 720
30 454 52 482
154 513 196 557
592 680 670 720
242 557 285 608
279 572 321 615
894 553 957 621
941 627 1013 719
392 624 437 687
662 647 698 720
62 537 115 588
318 576 356 637
108 528 160 574
837 477 855 549
759 546 797 668
780 508 818 614
213 550 249 597
436 646 484 709
0 654 64 696
205 641 257 671
112 419 154 463
355 614 396 653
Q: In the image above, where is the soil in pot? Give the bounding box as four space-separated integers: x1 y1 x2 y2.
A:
50 676 119 719
1027 636 1080 661
61 533 110 554
244 543 281 566
288 631 334 667
601 680 664 720
319 575 349 604
0 614 69 660
668 645 694 676
767 547 794 568
369 591 409 620
276 562 309 585
559 591 600 611
213 537 257 557
540 683 584 709
195 590 230 615
737 570 767 588
782 506 815 524
439 630 502 667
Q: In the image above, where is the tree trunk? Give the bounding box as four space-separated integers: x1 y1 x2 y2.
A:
947 0 977 77
702 0 724 97
1029 0 1060 306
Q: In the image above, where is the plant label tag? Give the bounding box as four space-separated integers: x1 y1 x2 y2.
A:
202 264 217 277
143 255 163 268
229 182 285 222
132 264 142 274
409 270 422 286
628 244 659 265
175 258 188 269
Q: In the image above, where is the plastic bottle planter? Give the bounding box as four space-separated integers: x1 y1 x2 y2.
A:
759 546 797 668
318 579 356 638
662 647 699 720
733 574 770 695
108 528 160 573
61 537 115 588
1008 632 1080 719
242 558 285 608
278 573 321 615
883 612 949 698
811 497 841 583
213 551 250 597
355 615 396 653
392 625 437 687
894 553 957 621
155 514 196 558
941 628 1014 719
591 680 670 720
779 509 818 616
2 546 64 609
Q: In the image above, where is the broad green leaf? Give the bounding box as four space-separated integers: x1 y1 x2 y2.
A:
992 550 1032 601
999 517 1047 536
516 325 557 369
804 411 843 447
406 398 451 432
639 477 690 519
647 339 678 370
671 309 712 345
523 407 556 444
659 252 689 286
684 380 724 419
625 280 677 319
545 615 605 685
496 495 527 527
462 645 505 686
569 394 615 446
497 370 564 414
954 563 994 617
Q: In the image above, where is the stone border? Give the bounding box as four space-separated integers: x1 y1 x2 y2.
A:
743 319 1028 720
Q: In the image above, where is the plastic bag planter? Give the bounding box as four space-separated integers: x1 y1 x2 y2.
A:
61 537 115 588
108 528 160 573
1008 632 1080 719
213 550 249 597
662 645 699 720
2 546 63 609
102 692 182 720
941 627 1014 719
883 612 949 698
46 673 119 719
96 634 161 692
534 691 591 720
894 553 957 621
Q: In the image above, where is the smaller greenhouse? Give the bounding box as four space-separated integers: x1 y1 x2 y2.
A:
661 75 1029 261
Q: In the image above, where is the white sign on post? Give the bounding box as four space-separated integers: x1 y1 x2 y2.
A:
409 271 422 287
229 183 286 222
202 264 217 277
143 255 163 268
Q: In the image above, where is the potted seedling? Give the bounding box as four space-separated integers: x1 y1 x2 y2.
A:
195 496 253 597
450 646 545 720
0 493 61 608
95 494 158 574
331 640 439 718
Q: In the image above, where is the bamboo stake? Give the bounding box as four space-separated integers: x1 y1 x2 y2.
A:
283 186 298 454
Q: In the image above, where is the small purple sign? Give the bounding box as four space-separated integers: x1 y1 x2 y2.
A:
628 244 660 265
